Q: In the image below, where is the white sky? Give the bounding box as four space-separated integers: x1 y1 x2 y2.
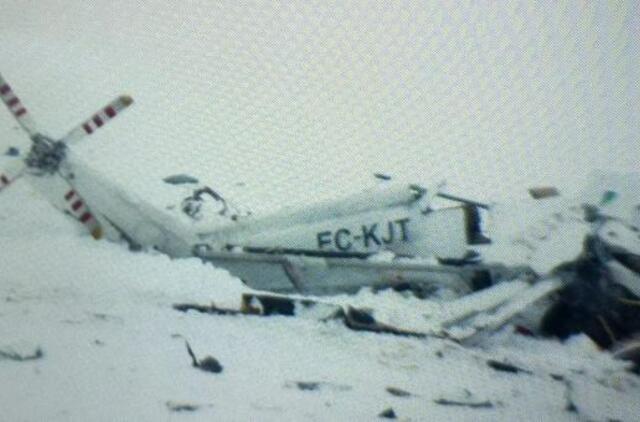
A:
1 1 638 212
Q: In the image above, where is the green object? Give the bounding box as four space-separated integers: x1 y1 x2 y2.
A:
600 190 618 206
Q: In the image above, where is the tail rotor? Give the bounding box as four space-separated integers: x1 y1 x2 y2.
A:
0 71 133 238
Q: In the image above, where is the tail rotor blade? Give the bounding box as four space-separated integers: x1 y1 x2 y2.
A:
0 160 26 192
0 72 39 137
63 95 133 145
62 187 103 239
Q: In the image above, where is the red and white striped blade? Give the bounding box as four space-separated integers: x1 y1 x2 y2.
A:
63 95 134 145
0 160 26 192
62 187 103 239
0 72 39 137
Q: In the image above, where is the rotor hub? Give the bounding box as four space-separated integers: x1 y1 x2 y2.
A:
25 135 67 174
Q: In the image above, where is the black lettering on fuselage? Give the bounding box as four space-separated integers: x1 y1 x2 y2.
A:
334 228 352 251
317 231 332 249
381 221 394 244
395 217 410 241
316 218 410 251
362 223 381 247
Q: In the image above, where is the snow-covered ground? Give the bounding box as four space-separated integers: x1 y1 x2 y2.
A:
1 176 639 421
2 2 640 421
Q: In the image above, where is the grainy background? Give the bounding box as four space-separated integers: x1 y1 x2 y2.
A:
1 1 638 212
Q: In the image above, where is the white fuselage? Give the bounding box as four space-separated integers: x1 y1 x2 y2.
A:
51 156 476 260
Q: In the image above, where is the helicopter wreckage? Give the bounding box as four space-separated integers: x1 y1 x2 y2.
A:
1 71 639 370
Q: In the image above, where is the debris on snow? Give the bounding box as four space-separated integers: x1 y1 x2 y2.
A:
185 341 223 374
284 381 352 393
378 407 397 419
165 401 201 412
0 344 44 362
433 398 494 409
486 359 532 375
162 174 200 185
385 386 413 397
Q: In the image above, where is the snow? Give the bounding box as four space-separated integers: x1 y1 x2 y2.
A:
1 2 640 420
2 176 639 421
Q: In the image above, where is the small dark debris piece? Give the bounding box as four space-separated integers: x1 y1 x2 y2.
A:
285 380 352 392
246 295 297 316
434 399 494 409
550 373 565 382
163 174 200 185
374 173 392 181
528 186 560 200
185 341 223 374
296 382 320 391
386 387 412 397
4 146 20 156
514 325 535 337
0 347 44 362
173 302 242 316
566 400 578 413
166 402 199 412
198 356 223 373
378 407 396 419
340 306 428 339
346 307 376 325
487 359 532 375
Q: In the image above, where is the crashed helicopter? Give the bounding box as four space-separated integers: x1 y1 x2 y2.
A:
0 71 519 297
1 72 639 363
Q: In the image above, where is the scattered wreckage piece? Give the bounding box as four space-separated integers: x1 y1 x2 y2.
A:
433 398 494 409
174 293 430 339
0 346 44 362
283 380 352 392
486 359 532 375
184 341 223 374
173 277 562 343
613 341 640 373
194 248 526 296
446 279 562 341
541 235 640 351
378 407 397 419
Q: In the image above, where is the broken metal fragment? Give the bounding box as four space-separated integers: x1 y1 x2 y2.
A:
174 294 431 339
296 382 320 391
0 346 44 361
284 380 352 392
166 402 200 412
185 341 223 374
385 386 413 397
163 174 199 185
173 302 244 316
528 186 560 200
542 236 640 349
338 306 429 338
433 399 494 409
4 146 19 156
378 407 397 419
486 359 532 375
